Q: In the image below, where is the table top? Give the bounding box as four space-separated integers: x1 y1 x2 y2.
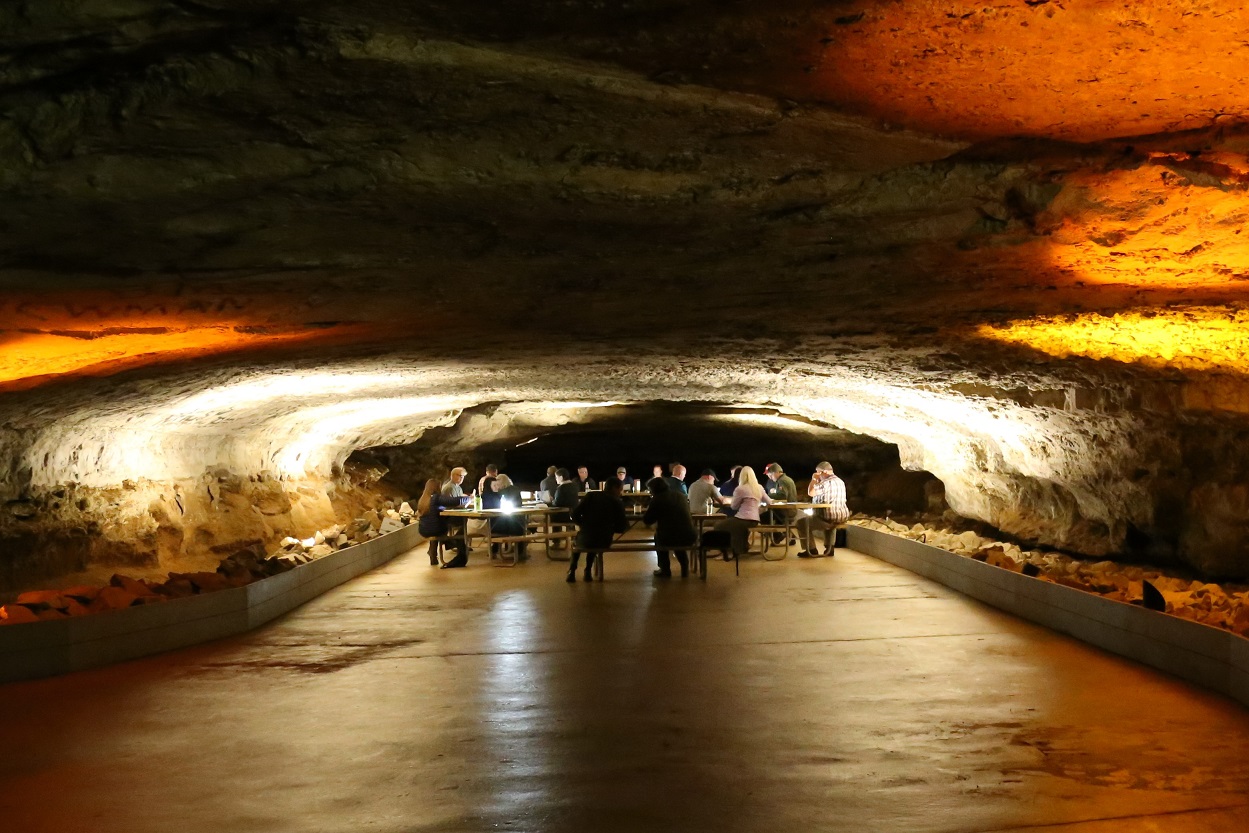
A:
441 505 557 518
578 491 652 498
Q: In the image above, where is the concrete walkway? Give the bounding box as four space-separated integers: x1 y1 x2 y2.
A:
2 544 1249 833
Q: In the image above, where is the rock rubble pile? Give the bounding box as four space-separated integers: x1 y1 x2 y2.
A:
0 501 413 625
857 517 1249 637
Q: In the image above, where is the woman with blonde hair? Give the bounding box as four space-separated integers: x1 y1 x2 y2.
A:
708 465 769 561
417 478 468 567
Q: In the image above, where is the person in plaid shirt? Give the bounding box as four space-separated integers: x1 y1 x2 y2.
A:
797 461 850 557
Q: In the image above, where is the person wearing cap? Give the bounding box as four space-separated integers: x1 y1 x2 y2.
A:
663 462 688 498
688 469 724 514
763 462 798 544
796 461 851 557
614 466 630 491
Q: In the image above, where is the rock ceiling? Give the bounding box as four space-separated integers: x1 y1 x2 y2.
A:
3 1 1249 585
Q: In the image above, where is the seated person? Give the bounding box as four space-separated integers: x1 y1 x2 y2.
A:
539 466 559 503
688 469 725 514
417 478 468 568
796 462 851 557
643 477 696 578
549 468 580 548
763 462 798 543
708 466 768 560
489 474 528 560
569 478 628 582
576 466 598 492
663 462 689 497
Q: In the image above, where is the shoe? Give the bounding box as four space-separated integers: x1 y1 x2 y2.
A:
721 552 732 562
653 570 672 578
798 550 814 558
823 548 835 557
583 570 593 582
789 537 798 545
565 570 576 583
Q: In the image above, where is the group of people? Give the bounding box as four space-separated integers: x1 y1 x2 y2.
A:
414 460 851 581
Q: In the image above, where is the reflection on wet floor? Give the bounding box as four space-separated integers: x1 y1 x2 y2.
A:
2 544 1249 833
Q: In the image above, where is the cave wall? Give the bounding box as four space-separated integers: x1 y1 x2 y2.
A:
4 2 1249 587
0 352 1244 590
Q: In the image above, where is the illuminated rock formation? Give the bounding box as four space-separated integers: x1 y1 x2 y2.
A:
4 1 1249 589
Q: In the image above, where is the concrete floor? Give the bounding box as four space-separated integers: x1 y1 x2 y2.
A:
3 541 1249 833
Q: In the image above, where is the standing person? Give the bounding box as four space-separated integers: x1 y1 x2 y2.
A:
709 465 768 560
490 474 529 561
663 462 689 497
569 478 628 582
643 477 696 578
539 466 559 503
417 478 468 567
441 466 469 498
576 466 598 492
476 463 499 495
796 461 851 557
763 463 798 544
688 469 725 514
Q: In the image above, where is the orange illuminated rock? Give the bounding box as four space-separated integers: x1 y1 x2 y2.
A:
62 586 102 603
168 572 230 594
0 604 39 625
15 590 70 609
89 587 141 612
109 574 158 597
63 600 91 617
155 579 197 599
818 1 1249 142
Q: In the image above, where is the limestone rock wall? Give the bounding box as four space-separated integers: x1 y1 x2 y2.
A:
1 351 1246 589
5 1 1249 588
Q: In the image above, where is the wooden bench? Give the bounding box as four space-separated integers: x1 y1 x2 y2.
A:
572 539 706 580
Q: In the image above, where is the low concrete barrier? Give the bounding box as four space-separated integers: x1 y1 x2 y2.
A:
849 525 1249 709
0 523 423 684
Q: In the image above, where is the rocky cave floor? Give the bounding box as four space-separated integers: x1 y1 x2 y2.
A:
4 501 1249 643
856 514 1249 638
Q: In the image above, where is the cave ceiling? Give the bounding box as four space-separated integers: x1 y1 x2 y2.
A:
4 1 1249 579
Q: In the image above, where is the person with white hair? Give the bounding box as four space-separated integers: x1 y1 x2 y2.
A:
796 461 850 557
441 466 469 498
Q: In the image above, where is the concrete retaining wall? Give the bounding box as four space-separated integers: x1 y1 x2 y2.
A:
849 525 1249 709
0 523 422 684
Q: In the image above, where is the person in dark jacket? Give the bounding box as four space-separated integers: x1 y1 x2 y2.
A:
643 477 696 578
569 478 628 582
552 468 580 512
490 474 529 561
575 466 597 492
549 468 581 552
417 478 468 567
